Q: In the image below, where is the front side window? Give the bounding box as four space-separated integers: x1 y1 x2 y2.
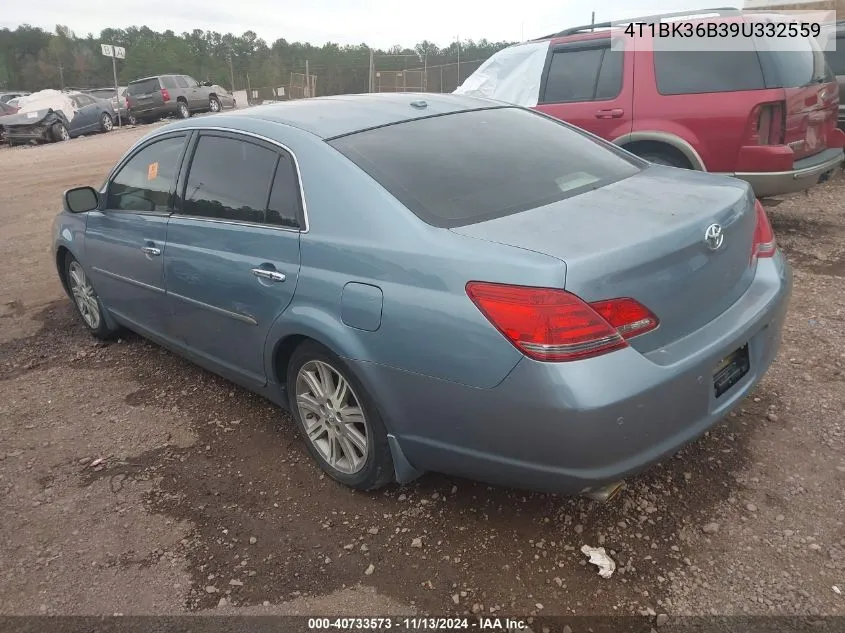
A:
183 76 199 87
181 134 278 224
174 76 189 89
107 135 187 212
329 107 640 228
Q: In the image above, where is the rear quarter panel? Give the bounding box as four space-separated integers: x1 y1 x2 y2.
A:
632 48 786 172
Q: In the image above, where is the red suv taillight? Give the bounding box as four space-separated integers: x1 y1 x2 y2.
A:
752 102 785 146
161 88 171 102
752 200 776 261
125 97 130 109
465 282 659 362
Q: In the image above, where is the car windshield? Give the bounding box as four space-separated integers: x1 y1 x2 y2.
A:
328 107 641 228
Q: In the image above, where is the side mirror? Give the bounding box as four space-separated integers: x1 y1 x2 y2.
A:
64 186 99 213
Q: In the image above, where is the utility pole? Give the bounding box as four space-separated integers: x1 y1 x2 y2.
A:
591 11 596 31
305 60 310 97
58 64 64 91
423 50 428 91
228 52 235 91
369 49 374 92
456 35 461 88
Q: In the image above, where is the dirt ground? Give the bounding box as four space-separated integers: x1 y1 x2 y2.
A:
0 128 843 624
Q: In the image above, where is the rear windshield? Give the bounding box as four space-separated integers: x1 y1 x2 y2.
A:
128 78 161 94
760 34 834 87
328 107 640 228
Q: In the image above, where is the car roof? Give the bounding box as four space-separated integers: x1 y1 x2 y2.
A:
196 92 505 140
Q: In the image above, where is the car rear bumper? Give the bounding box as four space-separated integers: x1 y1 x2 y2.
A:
728 148 844 197
128 103 177 119
351 254 792 495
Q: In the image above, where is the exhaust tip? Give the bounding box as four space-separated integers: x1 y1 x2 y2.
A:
583 480 625 503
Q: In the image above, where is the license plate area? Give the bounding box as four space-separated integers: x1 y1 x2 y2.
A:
713 344 750 398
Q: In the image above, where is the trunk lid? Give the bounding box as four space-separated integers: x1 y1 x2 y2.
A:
450 166 758 353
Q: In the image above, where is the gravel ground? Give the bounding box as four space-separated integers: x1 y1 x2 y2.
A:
0 128 843 623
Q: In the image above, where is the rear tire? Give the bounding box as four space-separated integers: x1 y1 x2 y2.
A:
209 97 221 113
177 101 190 119
51 122 69 142
287 340 394 491
100 113 113 132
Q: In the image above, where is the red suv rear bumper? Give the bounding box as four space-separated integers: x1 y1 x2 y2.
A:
728 147 844 197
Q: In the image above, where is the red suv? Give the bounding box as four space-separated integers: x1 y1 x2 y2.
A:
456 8 845 197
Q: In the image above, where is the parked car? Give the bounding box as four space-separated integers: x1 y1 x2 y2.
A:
0 91 29 104
0 100 18 141
822 20 845 131
54 94 791 496
210 84 237 109
84 87 136 125
0 89 116 144
456 7 845 197
126 74 228 122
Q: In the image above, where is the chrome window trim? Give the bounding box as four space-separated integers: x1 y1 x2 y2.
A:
113 125 311 233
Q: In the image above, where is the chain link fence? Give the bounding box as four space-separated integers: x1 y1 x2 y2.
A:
374 60 485 94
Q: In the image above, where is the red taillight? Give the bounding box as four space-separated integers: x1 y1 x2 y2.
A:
752 200 776 260
125 97 130 109
752 102 785 146
465 282 659 362
161 88 171 102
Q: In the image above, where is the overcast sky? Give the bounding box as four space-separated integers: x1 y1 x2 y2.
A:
0 0 754 49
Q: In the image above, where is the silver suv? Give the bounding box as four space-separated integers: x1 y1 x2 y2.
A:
126 74 226 123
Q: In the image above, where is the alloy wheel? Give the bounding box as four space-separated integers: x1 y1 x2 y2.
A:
68 261 101 330
295 360 369 475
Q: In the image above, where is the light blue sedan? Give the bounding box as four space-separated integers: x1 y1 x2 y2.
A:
53 93 792 498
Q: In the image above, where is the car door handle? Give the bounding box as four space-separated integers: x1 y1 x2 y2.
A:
251 268 286 282
595 108 624 119
141 246 161 257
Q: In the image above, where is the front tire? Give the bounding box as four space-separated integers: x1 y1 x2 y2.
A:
100 112 113 132
287 341 394 491
64 255 118 340
177 101 190 119
51 122 69 142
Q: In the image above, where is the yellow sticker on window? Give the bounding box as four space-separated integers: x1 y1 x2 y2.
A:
147 162 159 180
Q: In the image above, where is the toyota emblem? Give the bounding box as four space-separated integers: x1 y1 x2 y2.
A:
704 223 724 251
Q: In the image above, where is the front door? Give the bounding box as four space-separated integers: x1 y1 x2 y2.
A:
164 130 303 386
535 36 634 142
85 132 190 339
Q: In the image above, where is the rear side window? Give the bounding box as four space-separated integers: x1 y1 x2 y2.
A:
161 76 178 90
181 134 278 224
826 36 845 74
267 153 303 228
654 38 766 95
128 78 161 94
761 35 833 87
329 107 640 228
542 43 623 103
107 135 187 212
175 76 189 89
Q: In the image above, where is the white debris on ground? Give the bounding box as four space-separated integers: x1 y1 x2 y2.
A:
13 89 77 121
581 544 617 579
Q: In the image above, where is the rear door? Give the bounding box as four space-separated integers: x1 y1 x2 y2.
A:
164 130 303 386
85 132 190 339
128 77 163 114
535 36 633 141
68 94 99 133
